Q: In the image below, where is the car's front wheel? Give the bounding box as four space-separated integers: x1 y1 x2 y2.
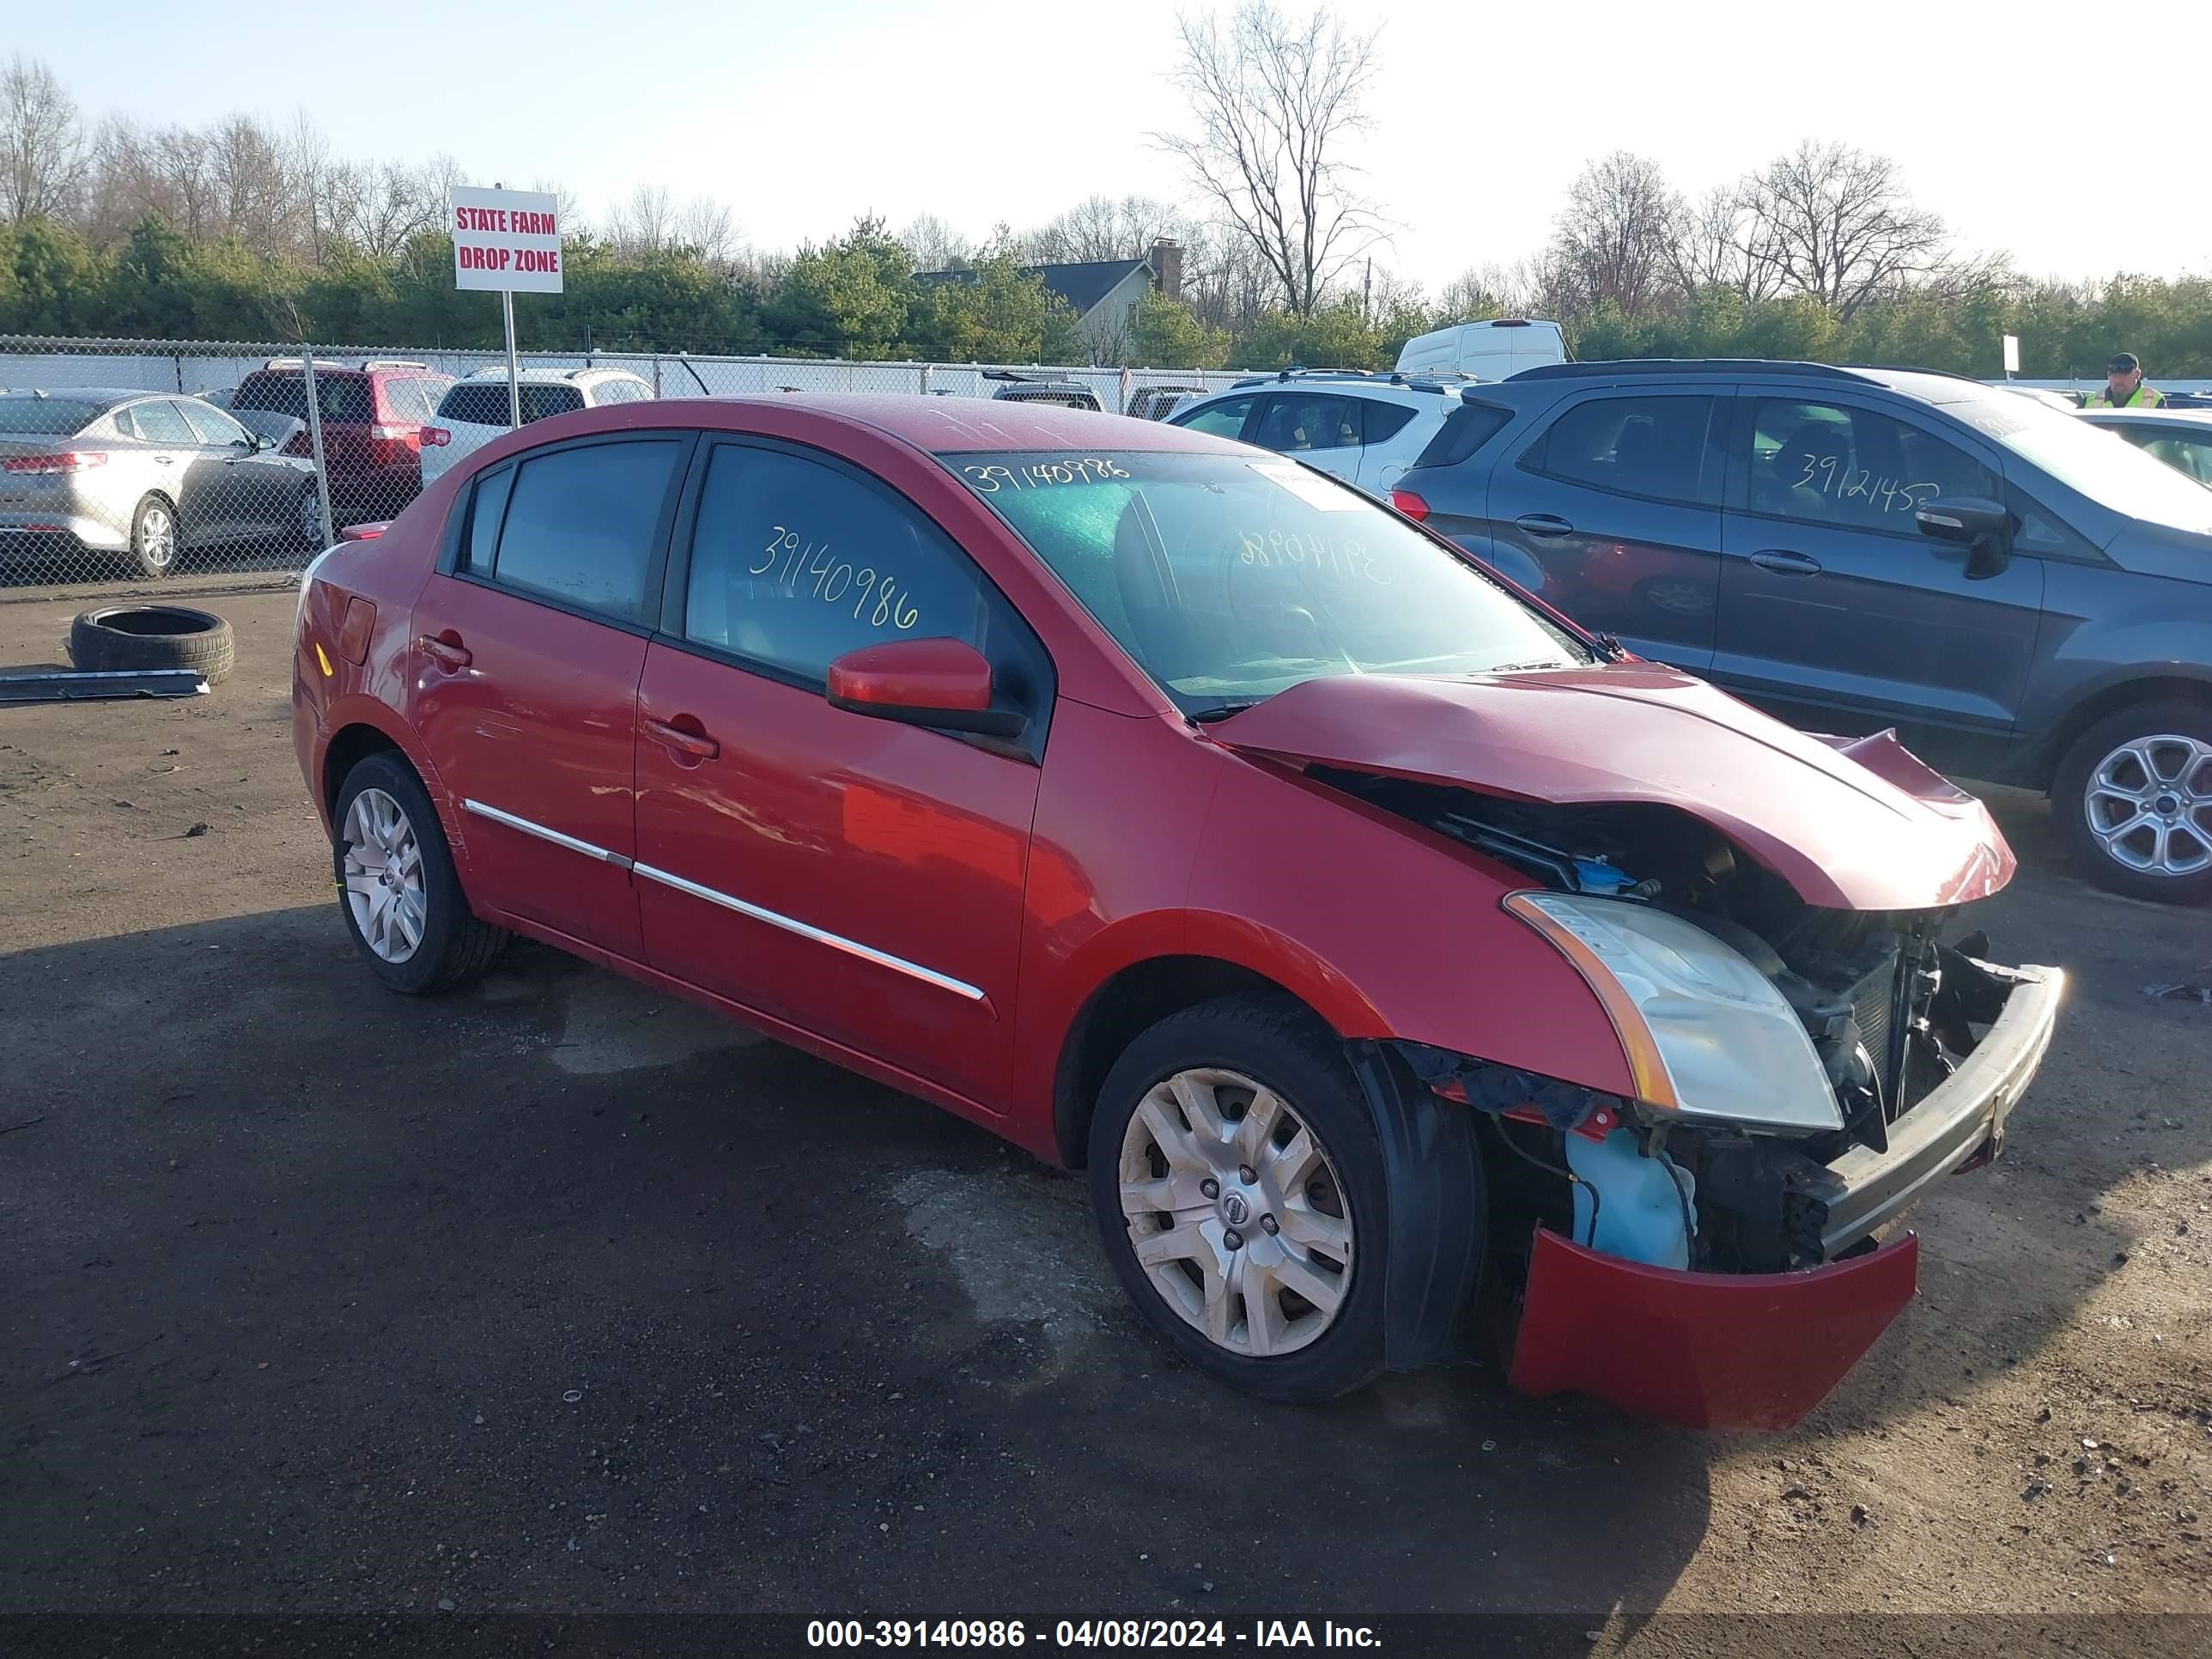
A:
2054 702 2212 904
332 752 510 993
1087 994 1387 1402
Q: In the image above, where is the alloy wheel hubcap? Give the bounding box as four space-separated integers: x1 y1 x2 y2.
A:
2085 733 2212 877
1118 1066 1355 1358
142 508 175 566
341 787 427 963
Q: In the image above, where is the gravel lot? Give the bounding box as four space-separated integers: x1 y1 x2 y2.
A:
3 586 2209 1647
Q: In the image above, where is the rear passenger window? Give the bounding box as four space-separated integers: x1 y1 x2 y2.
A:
1526 395 1718 505
482 440 681 622
682 445 994 682
127 401 198 444
1255 394 1362 453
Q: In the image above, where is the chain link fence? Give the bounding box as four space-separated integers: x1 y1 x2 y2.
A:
0 335 1245 592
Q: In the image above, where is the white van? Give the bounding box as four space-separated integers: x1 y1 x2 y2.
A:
1394 319 1567 380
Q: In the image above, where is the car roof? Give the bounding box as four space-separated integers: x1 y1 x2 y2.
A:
0 387 174 408
1182 377 1451 409
457 366 647 386
673 392 1250 455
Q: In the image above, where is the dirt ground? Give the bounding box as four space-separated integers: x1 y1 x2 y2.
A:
3 585 2209 1647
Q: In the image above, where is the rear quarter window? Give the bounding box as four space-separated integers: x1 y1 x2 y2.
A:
1361 403 1419 444
1412 402 1512 470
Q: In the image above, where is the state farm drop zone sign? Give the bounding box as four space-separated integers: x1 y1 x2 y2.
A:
450 186 565 295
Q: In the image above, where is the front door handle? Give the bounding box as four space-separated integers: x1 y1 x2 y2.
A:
644 717 720 761
152 454 175 465
416 632 471 670
1748 550 1824 575
1514 513 1575 538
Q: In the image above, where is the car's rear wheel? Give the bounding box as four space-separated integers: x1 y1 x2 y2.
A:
332 752 509 993
2054 702 2212 903
294 483 325 549
1087 994 1386 1402
130 494 178 578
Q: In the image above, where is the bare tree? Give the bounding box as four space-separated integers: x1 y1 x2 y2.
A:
1433 262 1526 324
1665 183 1785 301
1740 142 1951 318
322 155 457 258
606 183 676 255
673 194 740 268
0 54 81 222
1024 194 1190 264
898 212 973 271
1543 151 1682 322
1158 3 1385 314
205 113 302 254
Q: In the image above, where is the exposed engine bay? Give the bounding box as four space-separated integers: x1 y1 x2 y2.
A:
1312 764 2026 1275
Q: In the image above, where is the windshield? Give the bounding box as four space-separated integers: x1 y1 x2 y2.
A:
951 450 1590 714
0 398 100 435
1951 395 2212 534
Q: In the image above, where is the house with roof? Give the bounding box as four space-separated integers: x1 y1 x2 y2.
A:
915 241 1184 365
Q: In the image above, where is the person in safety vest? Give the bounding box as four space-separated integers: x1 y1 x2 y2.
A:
2083 352 2164 410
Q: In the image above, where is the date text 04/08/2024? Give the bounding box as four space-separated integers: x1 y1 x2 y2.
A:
805 1620 1381 1648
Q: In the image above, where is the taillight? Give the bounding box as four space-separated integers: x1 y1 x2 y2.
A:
420 427 451 447
368 424 421 465
3 451 107 474
1390 488 1430 522
338 522 388 541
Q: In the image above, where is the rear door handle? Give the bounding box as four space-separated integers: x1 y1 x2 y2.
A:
152 454 175 465
1748 550 1824 575
416 633 471 670
644 717 720 761
1514 513 1575 538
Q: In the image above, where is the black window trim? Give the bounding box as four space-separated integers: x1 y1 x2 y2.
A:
1516 386 1729 510
654 433 1057 765
436 428 699 638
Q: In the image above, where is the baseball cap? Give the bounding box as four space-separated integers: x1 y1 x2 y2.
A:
2107 352 2141 374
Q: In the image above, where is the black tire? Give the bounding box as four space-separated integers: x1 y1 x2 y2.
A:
68 605 234 686
2052 702 2212 904
331 751 510 994
129 493 180 578
1087 993 1389 1403
292 483 326 550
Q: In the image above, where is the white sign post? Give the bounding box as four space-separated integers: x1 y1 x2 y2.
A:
2002 333 2021 379
451 185 564 428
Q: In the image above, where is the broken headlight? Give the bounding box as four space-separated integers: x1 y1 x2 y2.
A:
1503 891 1844 1134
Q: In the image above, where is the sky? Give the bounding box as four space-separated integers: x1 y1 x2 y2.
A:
33 0 2212 290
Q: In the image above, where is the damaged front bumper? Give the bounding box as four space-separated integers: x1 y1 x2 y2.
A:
1504 959 2063 1431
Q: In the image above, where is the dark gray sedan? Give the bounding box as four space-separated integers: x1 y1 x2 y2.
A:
0 388 320 578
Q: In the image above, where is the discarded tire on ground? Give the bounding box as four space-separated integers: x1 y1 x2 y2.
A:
68 605 235 687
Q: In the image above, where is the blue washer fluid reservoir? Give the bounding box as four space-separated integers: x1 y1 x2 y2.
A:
1564 1127 1697 1269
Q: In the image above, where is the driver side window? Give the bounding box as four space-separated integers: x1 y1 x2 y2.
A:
1749 399 1997 533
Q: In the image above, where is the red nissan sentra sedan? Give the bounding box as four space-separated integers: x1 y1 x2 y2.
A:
292 394 2063 1429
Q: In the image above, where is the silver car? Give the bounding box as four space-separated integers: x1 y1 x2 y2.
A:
0 387 321 578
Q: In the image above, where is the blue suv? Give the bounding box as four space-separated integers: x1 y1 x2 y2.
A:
1389 360 2212 902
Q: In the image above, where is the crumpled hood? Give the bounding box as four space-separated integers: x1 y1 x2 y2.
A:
1206 666 2014 910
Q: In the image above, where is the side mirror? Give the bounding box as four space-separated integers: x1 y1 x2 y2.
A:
826 638 1024 738
1914 495 2013 580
